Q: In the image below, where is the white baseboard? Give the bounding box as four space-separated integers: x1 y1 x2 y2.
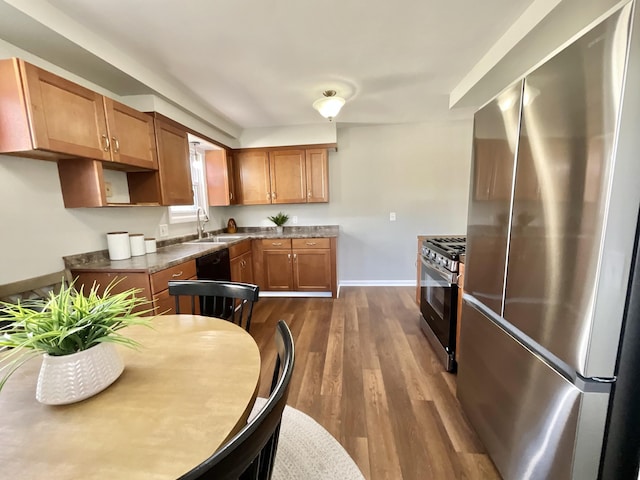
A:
338 280 416 287
259 291 333 298
259 282 416 300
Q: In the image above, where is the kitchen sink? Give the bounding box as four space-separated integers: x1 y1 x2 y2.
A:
184 235 248 245
183 238 228 245
211 235 248 242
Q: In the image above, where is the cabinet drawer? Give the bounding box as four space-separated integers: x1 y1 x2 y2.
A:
261 238 292 250
150 260 196 293
292 238 330 249
229 239 252 258
154 283 199 315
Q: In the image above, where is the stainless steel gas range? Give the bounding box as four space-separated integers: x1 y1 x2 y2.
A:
419 236 465 372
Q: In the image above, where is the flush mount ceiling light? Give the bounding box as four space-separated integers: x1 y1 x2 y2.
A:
313 90 345 121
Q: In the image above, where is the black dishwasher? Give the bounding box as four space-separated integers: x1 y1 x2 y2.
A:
195 248 232 317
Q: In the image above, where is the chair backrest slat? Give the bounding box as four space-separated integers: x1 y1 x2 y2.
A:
167 280 259 332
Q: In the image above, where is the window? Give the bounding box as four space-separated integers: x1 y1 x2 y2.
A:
168 139 209 223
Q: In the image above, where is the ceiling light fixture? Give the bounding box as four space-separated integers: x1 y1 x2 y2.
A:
313 90 345 121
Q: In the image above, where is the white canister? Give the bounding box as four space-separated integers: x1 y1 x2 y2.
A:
106 232 131 260
145 238 157 254
129 233 146 256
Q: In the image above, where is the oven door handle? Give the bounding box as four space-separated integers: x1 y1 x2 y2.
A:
420 255 455 286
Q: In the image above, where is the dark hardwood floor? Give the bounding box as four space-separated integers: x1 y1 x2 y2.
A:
249 286 500 480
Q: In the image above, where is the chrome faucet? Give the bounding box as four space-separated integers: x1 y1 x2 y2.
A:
196 207 209 239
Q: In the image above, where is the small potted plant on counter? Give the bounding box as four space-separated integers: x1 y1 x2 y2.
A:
0 279 154 405
268 212 290 234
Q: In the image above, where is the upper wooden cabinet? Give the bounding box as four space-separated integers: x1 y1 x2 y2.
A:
103 98 158 170
269 150 306 204
234 150 272 205
305 148 329 203
206 149 237 206
58 116 193 207
233 147 330 205
153 117 193 205
0 58 158 169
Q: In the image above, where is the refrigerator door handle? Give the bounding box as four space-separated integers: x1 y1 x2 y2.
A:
463 293 583 386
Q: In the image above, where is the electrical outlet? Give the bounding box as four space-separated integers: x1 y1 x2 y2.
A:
104 181 113 198
292 216 298 224
390 212 396 222
159 224 169 237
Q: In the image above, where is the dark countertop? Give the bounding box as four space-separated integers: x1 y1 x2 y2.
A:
66 226 339 274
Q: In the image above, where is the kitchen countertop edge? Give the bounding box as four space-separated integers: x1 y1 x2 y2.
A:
67 226 339 274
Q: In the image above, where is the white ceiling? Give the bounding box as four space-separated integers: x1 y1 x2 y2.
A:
2 0 536 130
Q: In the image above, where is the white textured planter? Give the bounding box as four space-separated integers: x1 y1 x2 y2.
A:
36 343 124 405
276 226 284 234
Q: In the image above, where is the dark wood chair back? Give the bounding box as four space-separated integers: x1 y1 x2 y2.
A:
168 280 259 332
179 320 295 480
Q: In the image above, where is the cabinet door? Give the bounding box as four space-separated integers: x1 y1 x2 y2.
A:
104 98 158 170
269 150 306 204
235 150 271 205
154 119 193 205
293 249 332 291
263 250 293 290
154 275 198 315
206 149 236 206
240 251 254 284
71 271 152 314
230 254 243 283
305 149 329 203
21 60 111 161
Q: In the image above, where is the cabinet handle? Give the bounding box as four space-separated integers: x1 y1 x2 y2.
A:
101 134 110 152
293 253 297 262
287 253 291 262
112 137 120 153
272 192 277 200
305 242 317 246
272 242 283 246
229 192 233 200
266 192 271 201
171 271 183 277
307 191 312 197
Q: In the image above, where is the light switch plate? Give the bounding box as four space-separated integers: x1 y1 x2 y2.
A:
159 224 169 237
104 181 113 198
292 216 298 224
390 212 396 221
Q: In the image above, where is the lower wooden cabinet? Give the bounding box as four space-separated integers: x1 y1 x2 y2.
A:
229 240 254 284
255 237 337 297
71 259 196 315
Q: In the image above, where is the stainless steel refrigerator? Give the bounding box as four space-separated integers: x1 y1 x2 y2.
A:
457 2 640 479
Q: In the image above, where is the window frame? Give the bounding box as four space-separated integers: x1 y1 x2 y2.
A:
168 142 209 224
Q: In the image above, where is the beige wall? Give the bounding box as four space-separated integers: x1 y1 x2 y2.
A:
226 120 473 284
0 30 473 286
0 155 228 284
0 119 472 286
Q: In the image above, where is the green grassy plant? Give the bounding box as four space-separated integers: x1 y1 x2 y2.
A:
0 279 154 391
267 212 289 226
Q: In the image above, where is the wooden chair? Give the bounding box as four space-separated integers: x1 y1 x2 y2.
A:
179 320 295 480
167 280 259 332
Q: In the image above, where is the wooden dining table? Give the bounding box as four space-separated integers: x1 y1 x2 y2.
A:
0 315 262 479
